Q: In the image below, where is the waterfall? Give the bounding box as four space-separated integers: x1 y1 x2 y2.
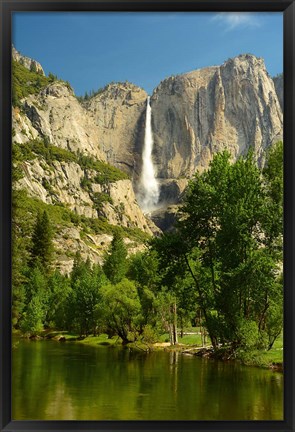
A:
139 97 159 213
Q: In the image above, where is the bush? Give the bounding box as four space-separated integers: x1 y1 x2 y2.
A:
78 154 129 184
236 319 259 350
12 60 51 106
91 192 113 210
142 324 159 343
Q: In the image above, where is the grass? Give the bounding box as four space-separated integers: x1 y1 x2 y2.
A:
75 334 121 347
236 334 283 369
158 328 203 346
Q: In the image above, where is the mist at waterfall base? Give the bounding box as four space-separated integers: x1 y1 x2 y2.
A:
138 97 160 213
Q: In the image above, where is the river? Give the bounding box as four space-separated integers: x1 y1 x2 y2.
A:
12 338 283 420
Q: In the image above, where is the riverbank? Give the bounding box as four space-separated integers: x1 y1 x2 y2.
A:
14 329 283 372
182 345 283 372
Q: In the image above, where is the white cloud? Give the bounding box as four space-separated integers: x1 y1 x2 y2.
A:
212 12 261 31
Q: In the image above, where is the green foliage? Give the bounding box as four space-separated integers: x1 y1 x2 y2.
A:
141 324 159 344
24 266 48 305
236 319 259 350
12 189 148 247
46 271 71 328
12 59 73 107
80 176 92 190
67 260 104 336
13 139 77 164
128 250 159 289
48 72 58 82
29 210 54 273
151 145 283 351
262 141 283 253
12 60 51 106
77 153 129 184
19 192 76 227
76 86 105 102
13 139 129 189
19 266 48 335
12 188 31 326
20 295 45 335
42 178 55 196
103 233 128 284
91 192 113 211
98 279 142 343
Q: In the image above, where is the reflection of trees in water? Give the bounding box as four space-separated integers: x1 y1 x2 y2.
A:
13 341 283 420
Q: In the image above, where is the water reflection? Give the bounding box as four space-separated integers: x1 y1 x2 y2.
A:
12 339 283 420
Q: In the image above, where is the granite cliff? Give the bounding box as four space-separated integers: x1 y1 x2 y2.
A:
12 48 283 270
151 54 283 181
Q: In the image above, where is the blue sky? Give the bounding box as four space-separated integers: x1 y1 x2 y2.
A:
12 12 283 96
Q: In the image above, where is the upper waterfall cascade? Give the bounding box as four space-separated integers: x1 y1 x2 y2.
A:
138 97 159 212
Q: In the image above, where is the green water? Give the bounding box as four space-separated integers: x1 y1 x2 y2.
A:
12 338 283 420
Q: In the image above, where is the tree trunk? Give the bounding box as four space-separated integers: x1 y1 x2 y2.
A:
184 254 218 350
169 324 174 345
173 302 178 345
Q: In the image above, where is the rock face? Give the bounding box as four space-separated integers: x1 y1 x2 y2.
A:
13 83 106 161
273 73 283 112
13 81 148 178
12 46 45 75
86 83 148 176
16 156 157 235
12 50 284 266
151 54 283 179
53 228 145 275
150 205 180 232
12 52 159 273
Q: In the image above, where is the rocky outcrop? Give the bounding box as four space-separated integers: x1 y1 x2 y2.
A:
16 157 157 235
13 83 106 161
53 228 145 275
150 205 180 232
151 54 283 179
157 179 188 206
12 46 45 75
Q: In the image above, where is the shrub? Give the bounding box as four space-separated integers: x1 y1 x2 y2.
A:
12 60 51 106
236 319 259 350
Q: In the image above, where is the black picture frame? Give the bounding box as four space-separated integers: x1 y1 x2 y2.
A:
1 1 294 431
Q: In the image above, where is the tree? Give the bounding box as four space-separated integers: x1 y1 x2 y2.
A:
150 233 191 345
19 266 48 335
48 72 57 82
46 270 71 328
20 294 45 336
30 62 37 73
67 259 103 336
127 250 160 330
151 148 283 351
11 188 30 327
98 279 142 344
262 141 283 253
103 232 128 284
30 210 54 273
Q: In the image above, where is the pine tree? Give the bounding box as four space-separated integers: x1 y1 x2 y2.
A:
30 210 54 273
103 232 128 284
